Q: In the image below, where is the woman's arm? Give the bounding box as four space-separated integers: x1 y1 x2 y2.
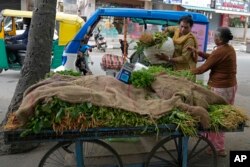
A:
187 46 210 59
191 50 220 74
164 26 178 34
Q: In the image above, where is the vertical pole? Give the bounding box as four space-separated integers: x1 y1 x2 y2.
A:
75 140 84 167
244 17 249 43
123 18 128 62
182 136 189 167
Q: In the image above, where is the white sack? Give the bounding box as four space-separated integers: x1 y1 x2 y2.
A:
144 37 175 64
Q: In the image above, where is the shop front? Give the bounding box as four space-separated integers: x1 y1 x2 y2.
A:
0 0 21 11
175 0 218 43
81 0 152 20
215 0 250 40
95 0 145 9
161 0 182 10
163 0 250 41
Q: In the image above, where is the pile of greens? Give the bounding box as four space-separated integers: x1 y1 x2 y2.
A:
18 69 247 137
21 97 198 137
46 70 81 77
130 66 197 88
208 105 247 131
21 97 247 138
135 32 169 54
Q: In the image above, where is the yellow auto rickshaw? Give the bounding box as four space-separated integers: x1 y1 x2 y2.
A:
0 9 84 73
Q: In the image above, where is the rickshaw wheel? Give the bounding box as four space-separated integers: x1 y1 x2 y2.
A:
144 134 217 167
0 69 2 73
39 139 123 167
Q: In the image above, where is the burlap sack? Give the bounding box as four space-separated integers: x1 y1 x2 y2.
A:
14 74 227 129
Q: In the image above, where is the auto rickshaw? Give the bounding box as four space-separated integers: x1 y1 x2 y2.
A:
0 9 84 73
59 8 209 77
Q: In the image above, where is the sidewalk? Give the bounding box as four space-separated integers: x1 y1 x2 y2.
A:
207 40 247 52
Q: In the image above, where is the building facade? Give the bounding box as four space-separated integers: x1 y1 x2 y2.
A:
76 0 250 40
0 0 21 11
1 0 250 40
162 0 250 41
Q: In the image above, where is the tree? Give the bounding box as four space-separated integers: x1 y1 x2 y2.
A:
0 0 57 154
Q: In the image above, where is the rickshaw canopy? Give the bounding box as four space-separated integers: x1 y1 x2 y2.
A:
1 9 84 45
67 8 209 53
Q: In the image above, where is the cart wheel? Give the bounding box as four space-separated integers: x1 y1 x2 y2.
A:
145 134 217 167
39 140 123 167
0 69 3 74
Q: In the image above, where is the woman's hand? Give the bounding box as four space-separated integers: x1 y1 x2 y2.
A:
187 46 204 57
162 27 168 33
155 53 170 61
187 46 197 52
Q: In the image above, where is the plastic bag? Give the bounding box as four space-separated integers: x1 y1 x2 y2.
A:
143 37 174 64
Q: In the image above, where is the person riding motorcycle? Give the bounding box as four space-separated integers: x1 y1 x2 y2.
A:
5 18 31 64
75 44 94 75
94 27 107 52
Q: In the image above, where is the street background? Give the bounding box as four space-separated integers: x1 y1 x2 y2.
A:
0 40 250 167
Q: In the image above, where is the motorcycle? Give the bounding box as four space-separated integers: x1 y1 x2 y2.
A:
94 28 107 52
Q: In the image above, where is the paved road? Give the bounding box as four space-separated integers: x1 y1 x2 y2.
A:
0 49 249 167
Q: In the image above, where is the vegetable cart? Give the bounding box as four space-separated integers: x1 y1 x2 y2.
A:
1 7 246 167
3 124 245 167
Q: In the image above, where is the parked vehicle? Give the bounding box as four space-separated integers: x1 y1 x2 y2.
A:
4 18 59 39
4 18 23 33
60 8 209 72
0 9 84 73
94 27 107 52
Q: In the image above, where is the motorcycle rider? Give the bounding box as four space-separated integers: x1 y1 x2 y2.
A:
75 44 93 75
5 18 31 64
75 52 88 75
94 27 107 52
